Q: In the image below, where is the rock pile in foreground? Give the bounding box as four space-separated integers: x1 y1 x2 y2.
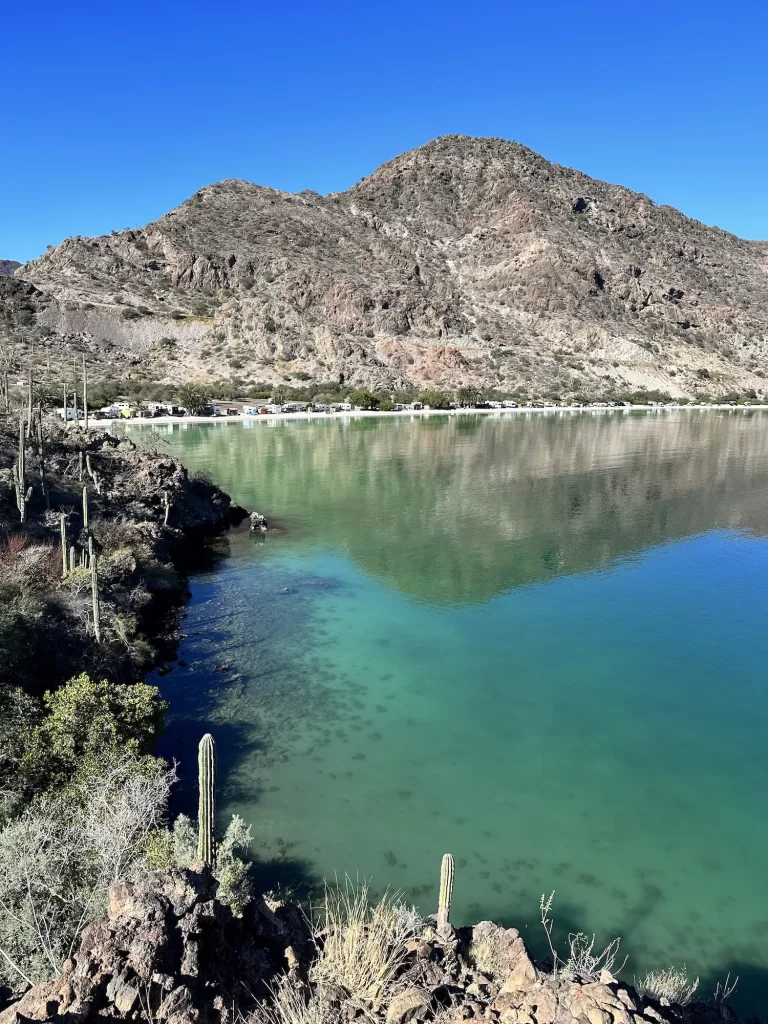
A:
0 867 737 1024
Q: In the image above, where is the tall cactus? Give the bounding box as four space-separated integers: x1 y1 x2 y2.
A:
437 853 455 932
26 368 32 439
90 538 101 642
82 485 89 533
82 354 88 431
60 513 68 577
13 417 28 522
37 418 49 510
197 733 216 865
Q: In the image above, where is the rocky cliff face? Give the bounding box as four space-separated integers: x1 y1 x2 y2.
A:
0 866 737 1024
6 136 768 398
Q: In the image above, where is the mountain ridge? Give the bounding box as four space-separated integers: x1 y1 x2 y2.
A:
4 134 768 398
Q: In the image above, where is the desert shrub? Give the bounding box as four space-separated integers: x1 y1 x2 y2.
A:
0 591 77 695
91 518 141 554
149 813 254 916
636 967 699 1005
0 538 61 594
190 468 214 486
20 673 167 793
0 755 174 991
563 931 626 981
139 558 179 593
0 688 42 817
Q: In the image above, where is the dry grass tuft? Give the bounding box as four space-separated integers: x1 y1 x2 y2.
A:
636 967 699 1006
245 978 337 1024
311 881 419 1009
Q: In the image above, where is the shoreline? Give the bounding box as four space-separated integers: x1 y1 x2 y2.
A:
97 402 768 428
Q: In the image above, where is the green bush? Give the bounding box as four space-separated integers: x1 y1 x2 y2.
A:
22 673 167 791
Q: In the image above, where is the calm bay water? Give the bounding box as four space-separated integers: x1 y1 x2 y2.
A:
138 411 768 1006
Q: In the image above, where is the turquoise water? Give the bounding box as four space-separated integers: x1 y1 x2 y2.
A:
139 411 768 1008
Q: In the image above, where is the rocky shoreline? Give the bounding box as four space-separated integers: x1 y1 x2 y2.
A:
0 421 247 696
0 865 738 1024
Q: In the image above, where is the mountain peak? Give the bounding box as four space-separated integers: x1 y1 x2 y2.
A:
3 136 767 399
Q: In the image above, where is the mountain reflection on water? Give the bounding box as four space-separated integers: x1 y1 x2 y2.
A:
141 410 768 604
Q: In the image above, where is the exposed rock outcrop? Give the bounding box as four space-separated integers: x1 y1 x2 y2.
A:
0 870 738 1024
0 865 308 1024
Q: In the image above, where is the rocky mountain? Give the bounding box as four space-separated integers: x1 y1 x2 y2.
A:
4 136 768 398
0 261 20 277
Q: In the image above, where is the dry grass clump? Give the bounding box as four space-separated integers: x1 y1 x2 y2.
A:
312 881 419 1008
636 967 699 1006
241 881 420 1024
246 978 337 1024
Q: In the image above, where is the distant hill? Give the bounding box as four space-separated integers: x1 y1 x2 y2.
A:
4 136 768 398
0 260 20 277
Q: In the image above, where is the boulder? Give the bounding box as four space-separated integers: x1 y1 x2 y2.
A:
385 988 432 1024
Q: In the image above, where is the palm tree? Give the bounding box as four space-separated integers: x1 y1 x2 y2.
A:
32 383 59 409
176 384 210 415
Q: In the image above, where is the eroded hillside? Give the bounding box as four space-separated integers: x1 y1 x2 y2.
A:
5 136 768 398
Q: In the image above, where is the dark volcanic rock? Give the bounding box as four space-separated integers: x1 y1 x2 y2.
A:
0 897 739 1024
0 865 300 1024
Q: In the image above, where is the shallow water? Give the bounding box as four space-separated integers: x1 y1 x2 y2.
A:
139 411 768 1009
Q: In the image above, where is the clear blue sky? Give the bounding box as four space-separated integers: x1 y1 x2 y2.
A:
2 0 767 263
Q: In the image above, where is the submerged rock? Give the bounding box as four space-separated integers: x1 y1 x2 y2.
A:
249 511 268 532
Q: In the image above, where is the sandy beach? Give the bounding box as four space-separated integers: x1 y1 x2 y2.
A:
97 402 768 428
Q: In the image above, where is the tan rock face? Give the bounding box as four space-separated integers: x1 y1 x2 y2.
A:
4 135 767 398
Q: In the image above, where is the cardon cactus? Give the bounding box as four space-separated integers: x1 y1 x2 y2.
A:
437 853 455 931
60 514 68 577
197 733 216 865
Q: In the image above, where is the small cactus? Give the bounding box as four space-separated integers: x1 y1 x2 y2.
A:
437 853 455 932
197 733 216 865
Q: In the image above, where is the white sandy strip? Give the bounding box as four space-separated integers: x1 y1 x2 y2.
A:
94 403 768 428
